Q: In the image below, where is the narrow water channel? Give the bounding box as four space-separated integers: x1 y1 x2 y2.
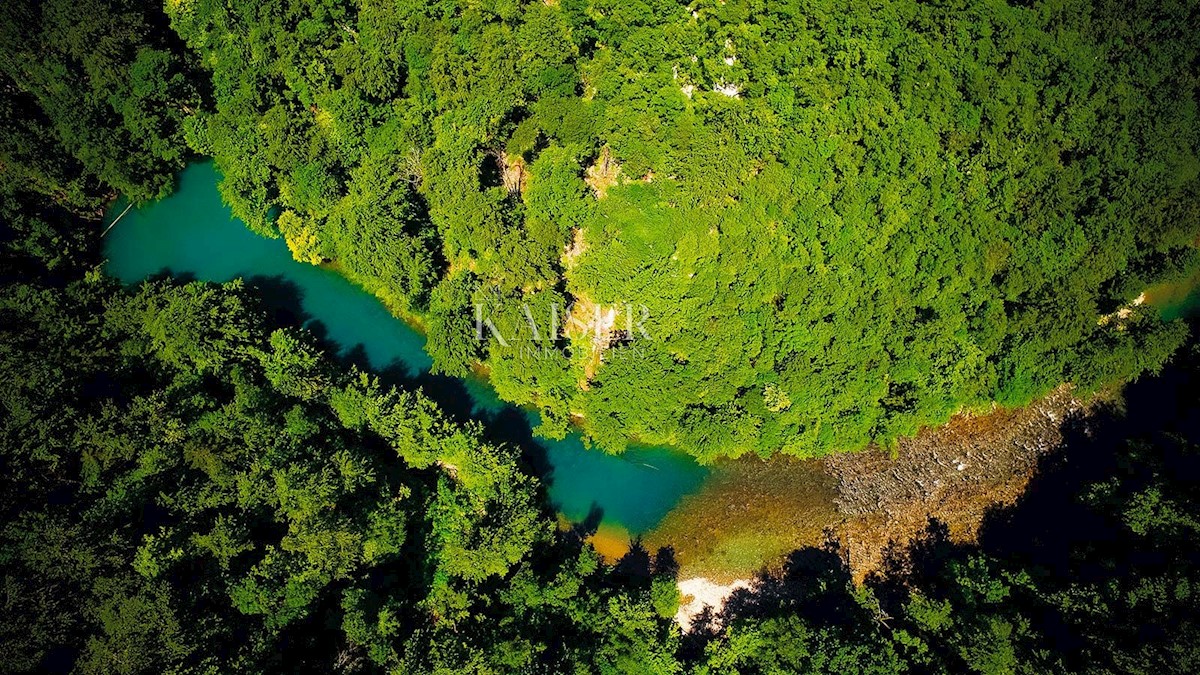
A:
103 161 708 537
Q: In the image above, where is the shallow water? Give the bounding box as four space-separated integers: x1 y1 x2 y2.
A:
1145 270 1200 322
103 161 707 535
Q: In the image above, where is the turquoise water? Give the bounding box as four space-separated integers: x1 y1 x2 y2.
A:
103 161 707 534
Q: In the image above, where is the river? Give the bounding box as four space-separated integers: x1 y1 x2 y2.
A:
104 160 1200 578
103 161 708 541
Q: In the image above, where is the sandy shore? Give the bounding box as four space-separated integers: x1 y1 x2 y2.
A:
674 577 753 631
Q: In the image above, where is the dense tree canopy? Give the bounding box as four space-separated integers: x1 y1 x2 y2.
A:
3 0 1200 671
3 184 1200 672
0 0 200 203
0 234 677 673
2 0 1197 460
126 0 1200 460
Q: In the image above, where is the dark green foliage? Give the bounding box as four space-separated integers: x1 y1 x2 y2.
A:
0 185 97 279
0 0 199 202
0 181 678 670
3 0 1200 672
0 271 677 673
693 343 1200 674
0 86 102 214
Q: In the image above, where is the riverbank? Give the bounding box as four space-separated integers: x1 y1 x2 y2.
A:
304 216 1126 579
827 385 1089 580
647 385 1093 584
100 163 708 545
1145 268 1200 321
674 577 753 630
103 160 1198 585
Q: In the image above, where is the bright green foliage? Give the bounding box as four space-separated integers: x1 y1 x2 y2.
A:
136 0 1200 460
1 0 1197 459
650 574 682 619
580 595 682 675
425 269 486 377
3 0 1200 672
700 614 906 675
260 328 333 400
322 150 439 309
558 0 1200 458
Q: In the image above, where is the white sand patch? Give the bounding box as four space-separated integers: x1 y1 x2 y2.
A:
674 577 753 631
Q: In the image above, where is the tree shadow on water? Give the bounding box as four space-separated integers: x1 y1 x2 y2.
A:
245 274 310 328
556 503 604 546
613 540 653 582
237 273 564 516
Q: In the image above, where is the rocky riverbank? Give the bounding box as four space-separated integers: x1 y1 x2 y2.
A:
650 386 1094 585
825 385 1089 579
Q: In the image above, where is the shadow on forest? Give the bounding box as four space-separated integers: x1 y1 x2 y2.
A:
683 333 1200 658
156 271 1200 662
216 276 589 673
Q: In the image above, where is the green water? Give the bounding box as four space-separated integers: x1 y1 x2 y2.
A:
103 161 707 535
1154 278 1200 322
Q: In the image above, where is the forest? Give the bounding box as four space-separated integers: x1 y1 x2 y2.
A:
4 170 1200 672
6 0 1198 461
2 0 1200 672
3 176 1200 672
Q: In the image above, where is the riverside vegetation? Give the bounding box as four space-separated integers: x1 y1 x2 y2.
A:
3 0 1200 673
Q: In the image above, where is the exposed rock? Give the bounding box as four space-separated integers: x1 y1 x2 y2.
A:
565 296 618 387
494 149 526 195
585 146 621 198
562 227 587 270
1098 292 1146 328
823 385 1089 578
713 81 741 98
